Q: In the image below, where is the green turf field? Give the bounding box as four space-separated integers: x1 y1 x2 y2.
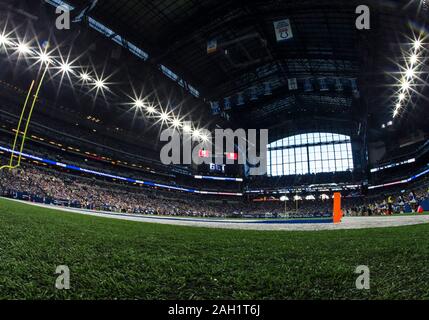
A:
1 197 429 300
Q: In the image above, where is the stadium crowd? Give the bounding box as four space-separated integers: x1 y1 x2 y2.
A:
0 163 428 218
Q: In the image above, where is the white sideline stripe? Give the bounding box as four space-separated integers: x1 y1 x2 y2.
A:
3 197 429 231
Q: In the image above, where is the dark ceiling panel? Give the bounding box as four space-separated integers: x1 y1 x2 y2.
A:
63 0 428 131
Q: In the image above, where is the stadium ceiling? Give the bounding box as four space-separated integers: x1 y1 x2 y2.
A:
57 0 427 131
2 0 428 134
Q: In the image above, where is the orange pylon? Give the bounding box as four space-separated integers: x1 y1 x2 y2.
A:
333 192 343 223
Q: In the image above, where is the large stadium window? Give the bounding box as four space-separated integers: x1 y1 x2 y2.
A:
267 133 353 176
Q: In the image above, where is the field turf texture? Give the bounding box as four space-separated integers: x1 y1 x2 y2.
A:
0 197 428 299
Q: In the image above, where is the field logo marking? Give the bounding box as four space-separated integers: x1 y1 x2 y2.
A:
55 265 70 290
355 265 370 290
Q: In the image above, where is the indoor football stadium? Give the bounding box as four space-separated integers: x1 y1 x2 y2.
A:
0 0 429 304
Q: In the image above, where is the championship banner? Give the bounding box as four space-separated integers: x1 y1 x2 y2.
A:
335 78 344 92
236 92 245 106
288 78 298 90
319 78 329 92
250 86 258 101
350 78 360 98
264 82 272 95
304 78 313 92
224 96 232 110
273 19 293 42
210 101 220 115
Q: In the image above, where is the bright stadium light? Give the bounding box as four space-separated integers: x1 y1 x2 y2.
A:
160 111 170 122
0 33 10 46
94 78 107 89
60 62 73 74
398 92 405 101
133 99 145 109
192 129 201 138
200 133 209 142
88 73 111 99
16 42 31 54
80 72 91 81
413 39 422 51
37 51 52 65
410 53 418 65
146 105 156 114
401 79 410 91
171 118 181 128
405 67 415 79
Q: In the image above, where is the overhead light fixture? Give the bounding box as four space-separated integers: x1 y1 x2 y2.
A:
80 72 91 81
133 99 145 109
160 111 170 122
400 79 410 91
16 42 31 54
395 102 401 110
409 53 418 65
0 30 203 134
171 118 181 128
393 107 401 117
94 78 107 89
37 51 52 65
201 133 209 142
413 39 422 51
192 129 201 138
398 93 405 101
405 67 415 79
0 33 10 46
146 105 156 114
60 62 73 74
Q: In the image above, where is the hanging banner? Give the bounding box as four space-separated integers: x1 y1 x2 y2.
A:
350 78 360 98
210 101 220 115
304 78 313 92
288 78 298 90
224 96 232 110
319 78 329 91
250 87 258 101
264 82 272 95
273 19 294 42
236 92 245 106
335 78 343 92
